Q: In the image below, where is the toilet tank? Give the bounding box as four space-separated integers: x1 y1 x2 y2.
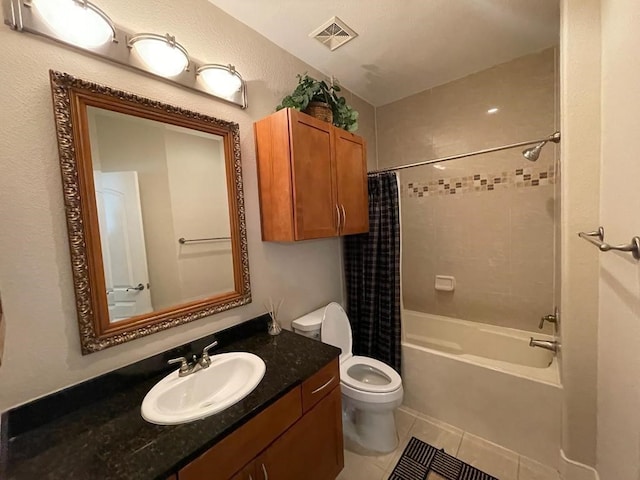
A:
291 306 325 340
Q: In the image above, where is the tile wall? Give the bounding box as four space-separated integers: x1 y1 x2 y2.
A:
376 48 559 333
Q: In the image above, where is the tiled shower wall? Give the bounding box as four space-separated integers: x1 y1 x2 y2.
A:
376 48 558 333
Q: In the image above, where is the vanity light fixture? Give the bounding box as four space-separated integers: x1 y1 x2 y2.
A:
197 64 244 98
31 0 116 48
487 107 499 114
4 0 248 108
129 33 189 78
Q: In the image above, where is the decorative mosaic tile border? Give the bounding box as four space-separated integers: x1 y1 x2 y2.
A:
404 165 556 198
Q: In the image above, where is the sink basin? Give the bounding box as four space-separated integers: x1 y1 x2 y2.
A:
141 352 266 425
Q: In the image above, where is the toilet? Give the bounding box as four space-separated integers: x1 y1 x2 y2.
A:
292 302 403 453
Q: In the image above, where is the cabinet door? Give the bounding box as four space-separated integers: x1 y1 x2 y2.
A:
289 110 338 240
231 462 256 480
255 387 344 480
179 388 302 480
334 129 369 235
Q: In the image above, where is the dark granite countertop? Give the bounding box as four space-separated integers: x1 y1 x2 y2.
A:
1 317 340 480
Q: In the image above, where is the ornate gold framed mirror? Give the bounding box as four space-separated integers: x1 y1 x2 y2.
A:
50 71 251 354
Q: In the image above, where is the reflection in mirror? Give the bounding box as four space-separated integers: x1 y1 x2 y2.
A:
87 108 235 323
50 70 250 354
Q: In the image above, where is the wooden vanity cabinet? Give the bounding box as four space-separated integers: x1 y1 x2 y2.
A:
254 108 369 241
178 359 342 480
254 387 344 480
230 463 256 480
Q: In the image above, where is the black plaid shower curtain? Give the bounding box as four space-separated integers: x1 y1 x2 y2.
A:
344 172 402 373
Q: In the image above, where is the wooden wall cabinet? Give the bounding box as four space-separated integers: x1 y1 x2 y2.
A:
254 109 369 241
179 359 343 480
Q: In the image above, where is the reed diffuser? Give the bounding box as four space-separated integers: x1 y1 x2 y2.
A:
265 297 284 336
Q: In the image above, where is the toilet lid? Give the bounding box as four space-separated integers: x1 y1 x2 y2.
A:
341 356 402 393
320 303 352 362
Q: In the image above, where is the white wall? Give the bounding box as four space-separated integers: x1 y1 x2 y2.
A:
562 1 640 477
164 130 235 300
0 0 375 410
559 0 601 467
596 1 640 478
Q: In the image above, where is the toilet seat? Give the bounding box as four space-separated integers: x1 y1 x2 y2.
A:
319 302 403 404
341 355 402 393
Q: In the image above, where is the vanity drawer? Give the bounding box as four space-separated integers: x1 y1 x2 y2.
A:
178 387 302 480
301 358 340 413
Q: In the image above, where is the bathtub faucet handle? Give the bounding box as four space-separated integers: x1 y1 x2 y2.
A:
539 308 559 330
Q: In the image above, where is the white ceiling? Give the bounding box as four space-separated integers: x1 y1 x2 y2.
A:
207 0 559 106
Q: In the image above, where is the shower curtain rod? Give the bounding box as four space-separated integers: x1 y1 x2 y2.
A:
370 132 561 174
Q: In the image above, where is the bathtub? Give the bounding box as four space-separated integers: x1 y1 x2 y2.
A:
401 310 562 467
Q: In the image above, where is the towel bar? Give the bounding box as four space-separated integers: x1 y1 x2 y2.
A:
578 227 640 260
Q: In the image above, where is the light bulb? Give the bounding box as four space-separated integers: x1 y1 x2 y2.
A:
33 0 115 48
130 35 189 78
198 66 243 97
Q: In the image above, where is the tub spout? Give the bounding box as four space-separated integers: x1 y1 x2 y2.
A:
529 338 560 353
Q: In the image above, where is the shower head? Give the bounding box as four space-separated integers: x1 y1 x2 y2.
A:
522 131 561 162
522 142 545 161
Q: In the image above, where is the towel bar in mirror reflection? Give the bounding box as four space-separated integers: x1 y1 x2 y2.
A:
179 237 232 244
50 71 251 354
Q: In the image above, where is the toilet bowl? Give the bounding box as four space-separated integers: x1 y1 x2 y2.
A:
292 302 403 453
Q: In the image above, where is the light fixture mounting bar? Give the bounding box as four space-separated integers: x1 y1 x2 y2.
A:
2 0 247 108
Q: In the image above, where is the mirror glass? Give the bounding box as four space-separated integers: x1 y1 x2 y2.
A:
51 71 250 354
86 107 235 323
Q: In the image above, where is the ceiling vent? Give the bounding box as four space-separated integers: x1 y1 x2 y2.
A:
309 16 358 51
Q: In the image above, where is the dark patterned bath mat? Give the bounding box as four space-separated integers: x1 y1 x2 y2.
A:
388 437 498 480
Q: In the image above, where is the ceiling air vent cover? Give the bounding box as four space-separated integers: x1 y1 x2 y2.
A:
310 16 358 51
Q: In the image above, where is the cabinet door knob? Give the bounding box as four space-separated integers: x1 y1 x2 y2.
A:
335 204 341 234
340 204 346 232
261 463 269 480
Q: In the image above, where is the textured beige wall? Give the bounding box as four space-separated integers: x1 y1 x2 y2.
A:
377 49 559 333
597 0 640 478
0 0 375 410
0 293 4 367
558 0 600 468
347 92 378 171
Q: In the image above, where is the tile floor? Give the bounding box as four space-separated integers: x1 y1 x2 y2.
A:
337 407 561 480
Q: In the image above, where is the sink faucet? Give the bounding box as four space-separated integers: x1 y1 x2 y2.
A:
529 337 560 353
198 340 219 368
168 340 219 377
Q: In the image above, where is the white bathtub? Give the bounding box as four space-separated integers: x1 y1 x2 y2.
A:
402 310 562 467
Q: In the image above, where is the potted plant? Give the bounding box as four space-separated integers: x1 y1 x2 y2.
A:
276 74 359 133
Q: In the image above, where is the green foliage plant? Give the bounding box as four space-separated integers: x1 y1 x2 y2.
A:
276 73 359 132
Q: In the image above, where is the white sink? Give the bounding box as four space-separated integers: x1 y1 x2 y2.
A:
141 352 266 425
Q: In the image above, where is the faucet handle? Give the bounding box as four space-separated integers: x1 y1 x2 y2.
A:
168 356 190 374
200 340 219 368
539 310 559 330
